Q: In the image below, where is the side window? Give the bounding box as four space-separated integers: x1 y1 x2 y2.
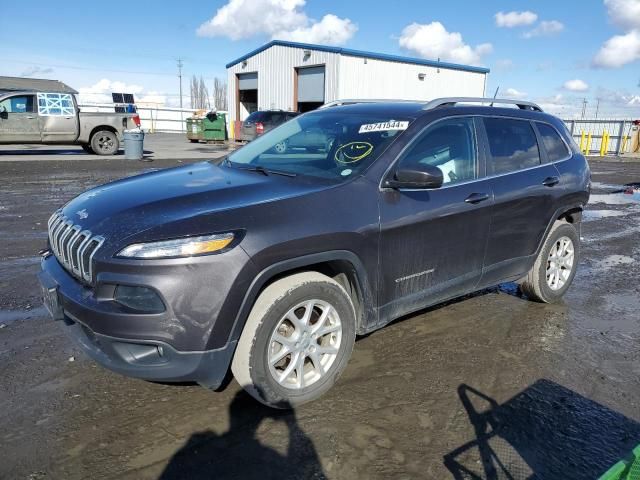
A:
484 118 541 175
537 123 570 161
398 117 477 185
0 95 35 113
269 113 284 124
37 93 75 116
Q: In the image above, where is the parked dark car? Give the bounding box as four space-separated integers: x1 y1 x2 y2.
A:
240 109 298 142
38 98 590 408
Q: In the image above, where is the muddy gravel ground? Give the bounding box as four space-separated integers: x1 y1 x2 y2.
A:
1 157 639 480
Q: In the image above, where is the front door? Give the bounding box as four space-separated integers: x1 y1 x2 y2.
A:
37 92 79 143
378 116 493 324
0 94 40 143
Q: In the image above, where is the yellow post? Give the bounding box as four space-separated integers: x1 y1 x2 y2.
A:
621 135 629 153
586 132 592 155
604 131 610 154
600 131 608 156
579 131 586 153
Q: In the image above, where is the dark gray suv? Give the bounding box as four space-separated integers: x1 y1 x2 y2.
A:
240 109 298 141
38 98 590 408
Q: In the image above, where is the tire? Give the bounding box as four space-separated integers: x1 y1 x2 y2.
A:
81 144 94 154
90 130 119 155
231 271 356 409
520 221 580 303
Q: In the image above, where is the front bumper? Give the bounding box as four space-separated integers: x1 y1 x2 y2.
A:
58 311 235 388
37 248 254 387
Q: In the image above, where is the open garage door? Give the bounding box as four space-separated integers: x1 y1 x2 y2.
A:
237 72 258 121
296 65 325 112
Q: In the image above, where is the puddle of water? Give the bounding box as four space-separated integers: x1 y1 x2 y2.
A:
589 191 640 205
593 254 636 269
582 209 629 221
0 306 48 325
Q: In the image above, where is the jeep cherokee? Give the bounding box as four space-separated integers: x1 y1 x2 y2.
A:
38 97 590 408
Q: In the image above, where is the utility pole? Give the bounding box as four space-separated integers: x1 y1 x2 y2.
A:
177 58 184 131
581 98 588 119
595 98 600 119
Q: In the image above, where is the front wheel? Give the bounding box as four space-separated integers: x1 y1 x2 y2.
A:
91 130 119 155
231 272 356 408
519 221 580 303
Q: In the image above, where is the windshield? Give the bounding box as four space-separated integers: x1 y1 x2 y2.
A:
226 111 412 180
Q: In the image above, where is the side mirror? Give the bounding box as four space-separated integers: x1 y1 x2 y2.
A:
386 164 444 189
0 105 6 114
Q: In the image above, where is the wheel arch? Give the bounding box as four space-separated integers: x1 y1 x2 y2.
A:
222 251 376 351
535 203 584 257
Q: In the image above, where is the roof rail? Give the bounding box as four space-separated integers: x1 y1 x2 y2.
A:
423 97 543 112
319 99 420 109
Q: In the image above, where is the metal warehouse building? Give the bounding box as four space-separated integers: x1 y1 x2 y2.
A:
226 40 489 126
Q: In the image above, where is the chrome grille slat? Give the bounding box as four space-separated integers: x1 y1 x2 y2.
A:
46 211 104 284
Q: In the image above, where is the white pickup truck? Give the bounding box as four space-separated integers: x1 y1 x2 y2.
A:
0 90 140 155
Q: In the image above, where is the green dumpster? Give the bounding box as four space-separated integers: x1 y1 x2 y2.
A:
203 112 227 142
186 117 204 143
599 444 640 480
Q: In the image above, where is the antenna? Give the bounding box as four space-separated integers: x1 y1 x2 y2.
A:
490 87 499 107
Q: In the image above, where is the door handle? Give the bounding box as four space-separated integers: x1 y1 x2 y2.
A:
542 176 560 187
464 192 490 204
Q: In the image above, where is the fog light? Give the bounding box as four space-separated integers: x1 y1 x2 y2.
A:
114 285 165 313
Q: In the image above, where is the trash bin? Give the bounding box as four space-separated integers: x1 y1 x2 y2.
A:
203 112 227 142
186 117 203 143
123 129 144 160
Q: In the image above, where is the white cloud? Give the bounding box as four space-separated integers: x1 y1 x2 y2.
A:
196 0 356 45
593 27 640 68
20 66 54 77
398 22 492 66
523 20 565 38
495 59 515 71
563 79 589 92
495 11 538 28
78 79 145 104
604 0 640 31
504 88 527 99
273 14 357 44
593 0 640 68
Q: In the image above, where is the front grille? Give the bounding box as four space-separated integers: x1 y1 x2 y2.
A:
47 210 104 284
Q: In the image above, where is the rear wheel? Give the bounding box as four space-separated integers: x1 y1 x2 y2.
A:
232 272 356 408
91 130 119 155
520 221 579 303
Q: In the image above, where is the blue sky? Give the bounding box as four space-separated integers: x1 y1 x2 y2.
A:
2 0 639 117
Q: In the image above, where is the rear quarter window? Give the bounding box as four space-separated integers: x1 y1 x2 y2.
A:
484 117 541 175
536 122 571 161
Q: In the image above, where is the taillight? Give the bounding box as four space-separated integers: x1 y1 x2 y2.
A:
256 122 264 135
132 114 141 127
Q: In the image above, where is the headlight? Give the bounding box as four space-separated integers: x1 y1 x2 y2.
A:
117 233 235 259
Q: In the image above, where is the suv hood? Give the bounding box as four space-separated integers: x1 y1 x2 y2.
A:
60 162 325 246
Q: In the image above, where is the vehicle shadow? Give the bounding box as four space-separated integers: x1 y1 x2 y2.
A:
443 380 640 479
158 390 326 480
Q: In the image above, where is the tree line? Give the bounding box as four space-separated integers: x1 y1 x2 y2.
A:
190 76 227 111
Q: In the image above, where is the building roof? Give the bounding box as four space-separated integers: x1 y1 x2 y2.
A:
226 40 490 74
0 76 78 94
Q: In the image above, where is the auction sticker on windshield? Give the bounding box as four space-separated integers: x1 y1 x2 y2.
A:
359 120 409 134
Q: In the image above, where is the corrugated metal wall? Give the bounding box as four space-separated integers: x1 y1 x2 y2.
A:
227 45 339 122
227 45 488 131
337 55 486 100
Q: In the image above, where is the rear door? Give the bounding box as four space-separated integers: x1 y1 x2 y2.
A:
479 116 561 285
378 116 493 322
37 93 79 143
0 94 40 143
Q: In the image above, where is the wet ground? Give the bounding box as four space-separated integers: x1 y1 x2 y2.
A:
1 158 639 479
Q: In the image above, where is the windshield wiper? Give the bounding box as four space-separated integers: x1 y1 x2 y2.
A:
227 163 297 177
